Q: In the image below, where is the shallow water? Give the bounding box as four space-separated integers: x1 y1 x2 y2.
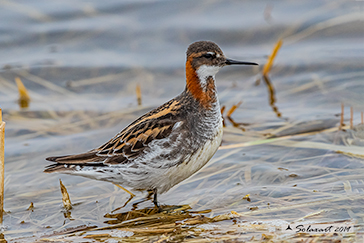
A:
1 0 364 241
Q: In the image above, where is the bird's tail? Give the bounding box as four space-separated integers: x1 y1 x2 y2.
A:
44 151 103 173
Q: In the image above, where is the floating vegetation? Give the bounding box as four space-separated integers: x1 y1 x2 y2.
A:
30 207 357 242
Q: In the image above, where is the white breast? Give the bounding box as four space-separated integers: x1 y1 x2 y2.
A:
157 123 223 193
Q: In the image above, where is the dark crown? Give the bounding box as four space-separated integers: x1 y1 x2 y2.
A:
186 41 224 58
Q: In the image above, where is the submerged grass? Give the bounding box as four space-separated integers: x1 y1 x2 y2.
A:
1 2 364 242
2 58 364 242
4 98 363 241
31 207 359 242
4 81 364 241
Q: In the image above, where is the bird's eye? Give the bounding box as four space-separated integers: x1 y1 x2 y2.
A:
203 53 215 59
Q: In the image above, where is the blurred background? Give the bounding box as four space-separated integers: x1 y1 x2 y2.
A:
1 0 364 241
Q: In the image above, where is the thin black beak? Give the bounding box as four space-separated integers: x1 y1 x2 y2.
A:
225 58 258 66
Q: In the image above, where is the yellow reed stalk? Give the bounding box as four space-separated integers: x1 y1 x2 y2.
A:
136 84 142 106
226 101 242 118
113 183 136 197
262 39 283 76
59 179 72 210
15 77 31 108
339 103 344 130
0 108 4 224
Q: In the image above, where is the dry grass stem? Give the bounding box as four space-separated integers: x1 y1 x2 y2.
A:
339 103 344 130
0 108 4 224
284 12 363 45
68 73 126 87
219 125 353 151
298 210 327 221
113 183 136 197
225 102 244 129
15 77 31 108
262 39 283 76
59 179 72 210
226 101 242 118
336 151 364 159
16 70 75 96
350 107 353 129
136 84 142 106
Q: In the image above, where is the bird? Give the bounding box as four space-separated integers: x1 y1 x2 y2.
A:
44 41 258 208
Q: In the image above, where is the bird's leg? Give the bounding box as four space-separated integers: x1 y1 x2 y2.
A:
152 188 162 212
152 188 159 207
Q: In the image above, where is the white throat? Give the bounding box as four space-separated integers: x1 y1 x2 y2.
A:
196 65 220 88
196 65 221 100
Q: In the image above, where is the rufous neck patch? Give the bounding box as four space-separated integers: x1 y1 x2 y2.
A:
185 57 217 109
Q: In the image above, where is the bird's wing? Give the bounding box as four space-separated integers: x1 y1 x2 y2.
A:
45 98 183 169
95 117 180 165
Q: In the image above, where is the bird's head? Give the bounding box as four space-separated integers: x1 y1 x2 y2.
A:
185 41 257 108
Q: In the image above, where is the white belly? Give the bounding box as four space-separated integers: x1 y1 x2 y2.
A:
157 124 223 193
